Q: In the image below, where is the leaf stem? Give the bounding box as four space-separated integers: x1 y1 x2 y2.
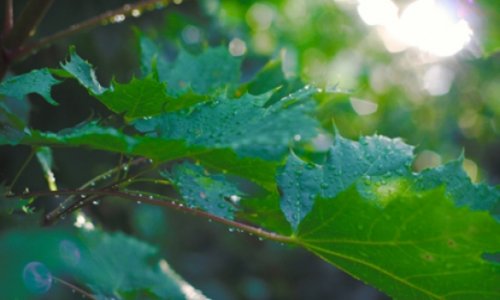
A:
14 0 171 62
11 188 296 245
53 276 96 300
44 157 148 224
7 148 35 191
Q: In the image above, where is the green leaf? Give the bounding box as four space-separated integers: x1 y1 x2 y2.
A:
158 46 241 95
97 76 172 121
165 162 242 219
295 182 500 299
135 93 321 161
278 134 414 230
0 69 61 105
135 30 160 76
247 59 286 95
60 47 105 95
0 103 27 145
0 229 207 299
415 159 500 219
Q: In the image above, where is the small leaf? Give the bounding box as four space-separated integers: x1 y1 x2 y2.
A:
0 69 61 105
97 76 172 121
165 162 242 219
135 30 160 76
60 47 105 95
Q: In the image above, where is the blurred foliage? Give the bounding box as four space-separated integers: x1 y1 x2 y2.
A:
0 0 499 299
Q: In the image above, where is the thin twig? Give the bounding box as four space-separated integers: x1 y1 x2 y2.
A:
10 188 297 244
7 148 35 191
53 276 96 300
14 0 171 62
3 0 54 50
44 157 148 224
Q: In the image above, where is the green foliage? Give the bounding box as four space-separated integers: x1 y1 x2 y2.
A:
296 185 500 299
0 229 206 299
1 21 499 299
3 43 500 299
0 69 61 105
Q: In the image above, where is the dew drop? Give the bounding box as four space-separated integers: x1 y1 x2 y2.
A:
112 14 126 23
131 9 141 17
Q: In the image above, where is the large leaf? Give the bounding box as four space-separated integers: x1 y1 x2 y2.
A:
134 93 321 161
0 69 61 105
0 229 206 299
272 134 500 299
15 122 277 188
295 181 500 299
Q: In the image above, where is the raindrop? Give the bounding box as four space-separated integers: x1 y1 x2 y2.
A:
136 201 142 204
23 262 52 294
131 9 142 17
111 14 126 23
229 195 241 204
228 227 235 233
92 200 99 206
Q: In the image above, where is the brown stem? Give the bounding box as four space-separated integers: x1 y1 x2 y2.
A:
0 0 54 79
14 0 171 62
43 157 148 224
3 0 54 50
9 188 296 244
2 0 13 37
53 276 96 300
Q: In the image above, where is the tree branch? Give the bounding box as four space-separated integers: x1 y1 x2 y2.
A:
14 0 170 62
2 0 13 37
9 188 297 245
3 0 54 50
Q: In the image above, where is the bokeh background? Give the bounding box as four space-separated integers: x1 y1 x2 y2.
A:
1 0 498 299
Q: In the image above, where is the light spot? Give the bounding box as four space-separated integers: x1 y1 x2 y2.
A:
350 97 378 116
182 26 201 44
229 38 247 56
111 14 126 23
422 65 455 96
357 0 473 57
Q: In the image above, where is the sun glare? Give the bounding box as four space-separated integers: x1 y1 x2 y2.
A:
357 0 473 57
